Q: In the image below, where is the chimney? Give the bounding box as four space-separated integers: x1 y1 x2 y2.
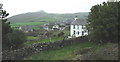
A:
74 16 78 20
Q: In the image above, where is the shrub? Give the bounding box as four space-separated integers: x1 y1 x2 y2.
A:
57 32 64 37
7 30 27 50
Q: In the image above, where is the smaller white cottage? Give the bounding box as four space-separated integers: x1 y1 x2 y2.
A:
43 26 49 31
52 24 59 30
70 16 88 37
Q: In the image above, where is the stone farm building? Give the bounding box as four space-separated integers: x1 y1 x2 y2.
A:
19 25 33 33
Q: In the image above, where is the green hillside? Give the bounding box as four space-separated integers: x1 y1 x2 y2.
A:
8 11 88 27
8 11 88 23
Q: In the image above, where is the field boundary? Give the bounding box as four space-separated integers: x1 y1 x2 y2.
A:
2 36 88 60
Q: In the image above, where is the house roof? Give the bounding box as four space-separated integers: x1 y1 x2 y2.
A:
71 18 87 25
20 25 32 31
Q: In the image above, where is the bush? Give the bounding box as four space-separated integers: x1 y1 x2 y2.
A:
57 32 64 37
45 32 53 37
7 30 27 50
25 32 38 37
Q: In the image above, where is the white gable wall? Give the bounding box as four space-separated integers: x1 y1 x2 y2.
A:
53 25 59 29
70 25 88 37
70 25 83 37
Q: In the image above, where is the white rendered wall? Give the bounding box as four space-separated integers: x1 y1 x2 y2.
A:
70 25 83 37
70 25 74 36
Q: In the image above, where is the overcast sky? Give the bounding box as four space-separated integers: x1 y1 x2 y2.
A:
0 0 108 17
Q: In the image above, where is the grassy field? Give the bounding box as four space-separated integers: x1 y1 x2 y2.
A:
24 42 99 60
10 22 46 27
27 36 39 40
25 37 63 45
52 29 70 36
24 42 118 60
25 27 69 45
10 17 66 28
63 29 70 35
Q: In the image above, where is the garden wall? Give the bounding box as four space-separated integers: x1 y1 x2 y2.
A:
2 36 88 60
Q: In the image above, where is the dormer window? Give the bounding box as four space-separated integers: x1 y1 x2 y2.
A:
77 25 79 29
82 25 84 29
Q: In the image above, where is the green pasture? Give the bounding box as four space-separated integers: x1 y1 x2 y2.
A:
10 22 46 27
24 42 98 60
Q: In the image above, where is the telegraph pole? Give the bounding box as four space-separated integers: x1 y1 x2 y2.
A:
0 3 3 62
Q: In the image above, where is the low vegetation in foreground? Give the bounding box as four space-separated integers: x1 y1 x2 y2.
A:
24 42 118 60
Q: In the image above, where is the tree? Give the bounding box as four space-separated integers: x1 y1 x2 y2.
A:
0 3 12 50
57 32 64 37
87 2 119 42
1 4 26 51
7 30 26 50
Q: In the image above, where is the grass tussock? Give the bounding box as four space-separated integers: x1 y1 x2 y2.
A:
80 43 118 60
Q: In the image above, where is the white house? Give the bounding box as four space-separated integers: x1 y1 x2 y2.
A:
70 16 88 37
52 24 59 30
43 26 49 31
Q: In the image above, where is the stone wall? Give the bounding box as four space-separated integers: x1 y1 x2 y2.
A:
2 36 88 60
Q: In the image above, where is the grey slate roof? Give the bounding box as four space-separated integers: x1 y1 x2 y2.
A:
71 18 87 25
20 25 33 31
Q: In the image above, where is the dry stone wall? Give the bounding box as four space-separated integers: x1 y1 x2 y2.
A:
2 36 88 60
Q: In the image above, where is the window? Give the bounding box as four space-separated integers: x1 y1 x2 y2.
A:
73 30 75 35
82 25 83 29
78 31 79 35
82 31 84 36
77 25 79 29
73 25 75 29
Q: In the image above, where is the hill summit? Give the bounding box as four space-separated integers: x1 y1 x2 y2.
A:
8 11 89 23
